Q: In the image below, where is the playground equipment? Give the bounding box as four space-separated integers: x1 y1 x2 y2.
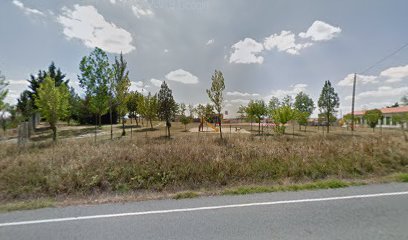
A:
198 114 222 132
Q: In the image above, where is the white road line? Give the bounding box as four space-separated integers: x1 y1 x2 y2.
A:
1 191 407 227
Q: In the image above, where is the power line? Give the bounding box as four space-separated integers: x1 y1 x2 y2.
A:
359 41 408 74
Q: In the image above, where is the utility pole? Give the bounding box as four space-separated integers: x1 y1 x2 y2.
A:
351 73 357 132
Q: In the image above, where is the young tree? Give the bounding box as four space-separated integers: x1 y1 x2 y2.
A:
364 109 383 132
158 81 177 138
393 113 408 141
246 100 267 134
142 93 158 129
78 47 112 128
237 105 247 122
206 70 225 139
112 53 131 136
66 87 81 126
127 91 141 125
35 76 70 141
0 71 8 112
271 106 295 134
318 80 339 133
294 92 315 130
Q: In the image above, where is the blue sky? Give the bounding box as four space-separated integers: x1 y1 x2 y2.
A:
1 0 407 117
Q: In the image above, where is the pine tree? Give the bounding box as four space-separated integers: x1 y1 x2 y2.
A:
318 80 339 133
158 81 177 138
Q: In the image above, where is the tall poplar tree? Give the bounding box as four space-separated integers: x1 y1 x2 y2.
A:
318 80 339 133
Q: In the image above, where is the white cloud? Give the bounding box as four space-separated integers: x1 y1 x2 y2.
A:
229 38 264 64
229 20 340 61
57 5 135 54
132 4 154 18
299 20 342 41
230 99 250 104
338 74 378 86
12 0 45 16
164 49 169 53
165 69 199 84
226 91 260 97
150 78 162 87
110 0 116 4
358 86 408 98
4 79 29 105
267 83 308 99
380 64 408 81
129 81 149 93
264 31 313 55
206 39 215 45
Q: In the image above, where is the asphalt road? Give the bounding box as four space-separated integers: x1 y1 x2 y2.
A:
1 183 408 240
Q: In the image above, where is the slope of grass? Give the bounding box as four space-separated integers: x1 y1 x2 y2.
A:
0 131 407 202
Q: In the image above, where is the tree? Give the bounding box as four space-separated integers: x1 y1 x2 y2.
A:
206 70 225 139
393 113 408 141
140 93 158 129
294 92 315 130
237 105 247 122
0 71 8 113
364 109 383 131
246 100 267 134
17 90 34 121
127 91 141 125
401 94 408 106
35 76 70 141
112 53 131 136
318 80 339 133
158 81 177 138
78 47 112 128
67 87 81 125
271 106 295 134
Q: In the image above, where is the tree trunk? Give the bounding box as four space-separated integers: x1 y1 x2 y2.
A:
150 119 153 129
94 114 97 143
219 113 223 139
136 117 139 127
122 117 126 136
258 117 261 135
326 112 330 133
51 124 57 142
99 114 102 127
110 107 113 140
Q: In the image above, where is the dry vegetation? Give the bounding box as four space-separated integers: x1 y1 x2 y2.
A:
1 123 407 206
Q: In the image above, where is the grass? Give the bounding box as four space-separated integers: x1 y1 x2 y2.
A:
223 179 357 195
0 123 407 205
0 199 55 213
394 173 408 182
173 191 200 200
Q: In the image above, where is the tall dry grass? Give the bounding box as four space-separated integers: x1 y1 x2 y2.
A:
0 133 407 201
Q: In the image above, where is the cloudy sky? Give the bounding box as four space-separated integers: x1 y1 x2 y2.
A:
1 0 408 117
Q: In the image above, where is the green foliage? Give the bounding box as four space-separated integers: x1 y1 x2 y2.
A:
246 99 267 134
294 91 315 115
272 105 295 134
158 81 177 137
318 80 339 132
139 93 158 129
127 91 142 123
207 70 225 138
17 90 34 121
112 53 131 135
268 96 281 112
79 47 112 125
364 109 383 130
0 71 8 111
35 76 70 141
